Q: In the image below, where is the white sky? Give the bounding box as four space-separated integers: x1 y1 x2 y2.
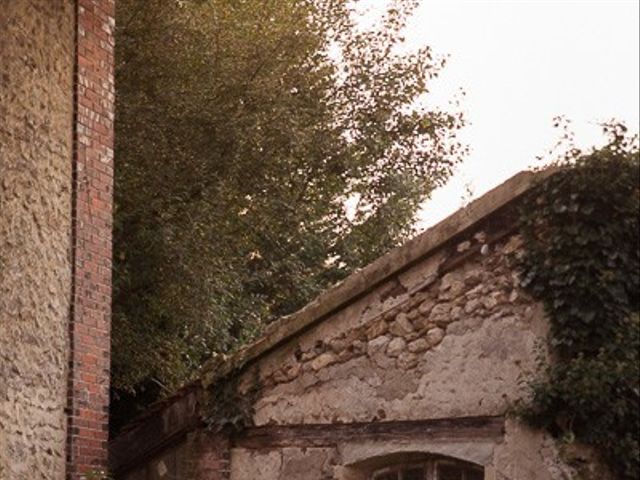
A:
382 0 640 228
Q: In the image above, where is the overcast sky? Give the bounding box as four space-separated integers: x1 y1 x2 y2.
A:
378 0 640 227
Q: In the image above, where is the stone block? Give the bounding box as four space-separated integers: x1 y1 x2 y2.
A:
386 338 406 357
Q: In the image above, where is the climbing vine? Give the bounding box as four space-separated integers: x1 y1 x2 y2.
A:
202 366 261 434
516 125 639 479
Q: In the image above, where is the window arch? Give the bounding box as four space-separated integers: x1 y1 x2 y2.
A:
370 457 483 480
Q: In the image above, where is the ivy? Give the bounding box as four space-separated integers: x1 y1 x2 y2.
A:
516 125 639 479
202 369 260 434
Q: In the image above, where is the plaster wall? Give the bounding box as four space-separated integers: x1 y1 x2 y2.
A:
229 419 591 480
0 1 75 478
238 233 543 426
230 229 611 480
231 447 337 480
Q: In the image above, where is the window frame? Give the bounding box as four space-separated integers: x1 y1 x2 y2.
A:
370 458 483 480
371 462 426 480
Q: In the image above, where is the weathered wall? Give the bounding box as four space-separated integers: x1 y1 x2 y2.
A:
229 229 610 480
113 226 612 479
0 1 115 477
0 1 75 478
230 418 593 480
231 447 337 480
110 176 613 480
121 431 230 480
239 233 541 425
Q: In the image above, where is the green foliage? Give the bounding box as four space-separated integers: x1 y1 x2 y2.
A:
517 125 639 479
202 371 261 433
112 0 464 426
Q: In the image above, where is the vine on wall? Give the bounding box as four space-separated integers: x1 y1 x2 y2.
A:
202 366 260 434
516 125 639 479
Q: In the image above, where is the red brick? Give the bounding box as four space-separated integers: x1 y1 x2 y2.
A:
67 1 114 478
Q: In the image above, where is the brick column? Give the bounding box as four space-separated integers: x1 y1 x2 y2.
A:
67 0 115 478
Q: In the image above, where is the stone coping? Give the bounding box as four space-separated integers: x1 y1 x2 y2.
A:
200 169 551 388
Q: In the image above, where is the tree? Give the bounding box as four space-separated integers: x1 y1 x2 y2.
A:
112 0 465 425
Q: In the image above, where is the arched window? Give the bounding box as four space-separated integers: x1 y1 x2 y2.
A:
371 458 483 480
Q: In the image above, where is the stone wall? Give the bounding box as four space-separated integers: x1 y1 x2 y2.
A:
0 1 116 477
238 233 542 426
231 447 337 480
254 420 601 480
229 229 609 480
0 1 75 478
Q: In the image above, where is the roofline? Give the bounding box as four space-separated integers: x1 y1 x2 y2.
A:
201 168 552 387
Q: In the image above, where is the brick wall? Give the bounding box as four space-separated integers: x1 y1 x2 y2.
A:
67 0 116 477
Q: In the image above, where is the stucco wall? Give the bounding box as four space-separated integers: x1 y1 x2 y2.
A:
238 233 542 425
0 1 75 478
231 447 338 480
229 230 610 480
229 421 575 480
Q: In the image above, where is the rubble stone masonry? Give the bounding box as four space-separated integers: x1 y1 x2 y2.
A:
0 1 115 478
0 2 76 478
230 228 609 480
242 234 539 426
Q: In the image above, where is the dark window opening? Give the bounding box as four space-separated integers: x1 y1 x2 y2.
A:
371 459 483 480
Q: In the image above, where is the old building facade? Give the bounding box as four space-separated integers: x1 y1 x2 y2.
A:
110 172 612 480
0 1 115 478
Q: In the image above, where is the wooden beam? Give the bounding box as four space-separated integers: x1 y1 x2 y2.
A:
234 416 504 450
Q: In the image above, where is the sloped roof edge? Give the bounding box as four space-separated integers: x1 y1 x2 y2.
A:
201 169 551 387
